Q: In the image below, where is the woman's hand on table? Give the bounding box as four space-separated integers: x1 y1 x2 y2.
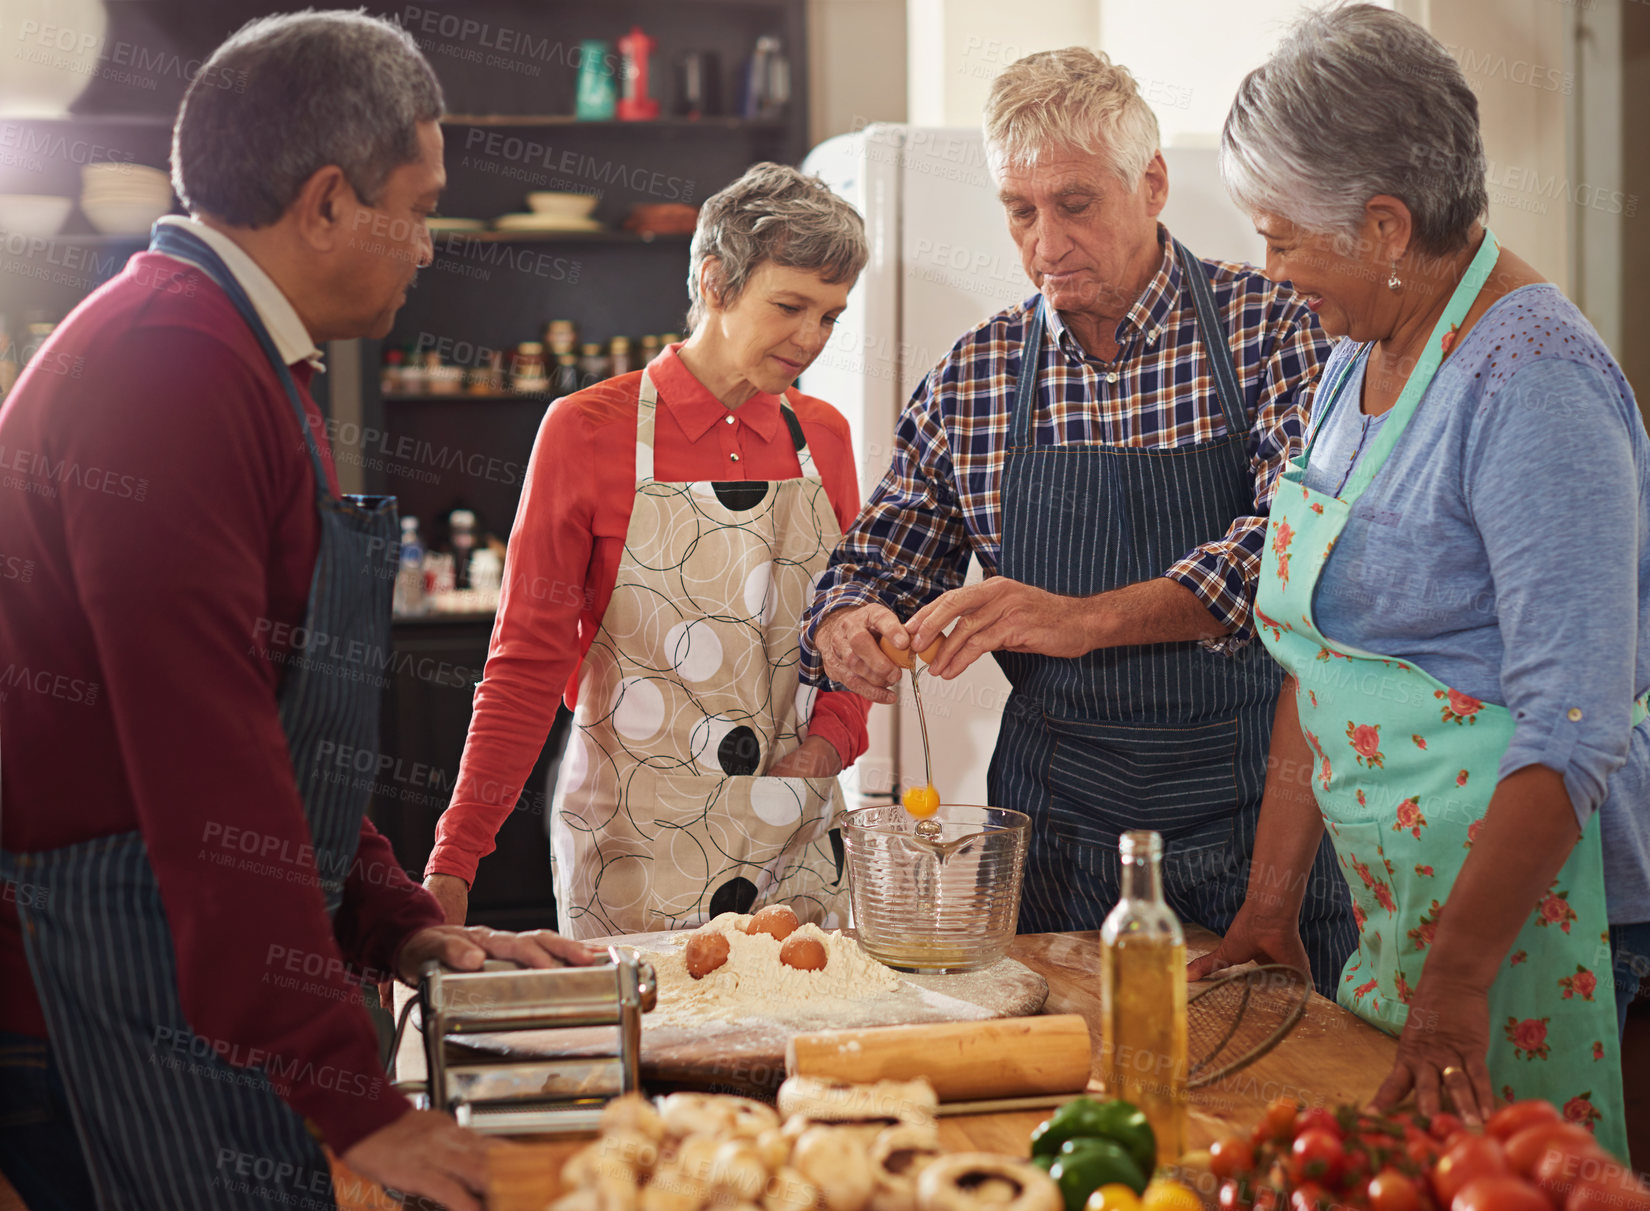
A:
768 735 843 779
393 923 601 983
1185 906 1313 985
1369 974 1494 1127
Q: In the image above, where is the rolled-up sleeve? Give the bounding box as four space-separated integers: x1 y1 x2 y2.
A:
1467 357 1642 824
800 369 974 690
1164 316 1325 652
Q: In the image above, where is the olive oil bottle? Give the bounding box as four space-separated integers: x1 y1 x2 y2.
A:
1100 830 1187 1164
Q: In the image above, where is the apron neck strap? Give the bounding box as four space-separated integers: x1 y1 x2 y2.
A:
1007 298 1048 447
149 223 332 496
1336 230 1501 504
635 369 818 482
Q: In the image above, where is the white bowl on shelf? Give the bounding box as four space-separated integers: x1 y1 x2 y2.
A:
81 197 173 236
0 194 72 236
492 212 603 233
525 191 599 219
81 162 173 199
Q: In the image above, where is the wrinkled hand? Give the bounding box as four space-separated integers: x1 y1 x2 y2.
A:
768 735 843 779
1369 976 1493 1127
342 1109 492 1211
394 923 601 984
815 602 908 705
1185 908 1313 985
908 578 1093 679
422 873 470 926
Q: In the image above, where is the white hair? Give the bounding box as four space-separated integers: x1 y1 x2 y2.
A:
982 46 1161 185
1221 4 1487 253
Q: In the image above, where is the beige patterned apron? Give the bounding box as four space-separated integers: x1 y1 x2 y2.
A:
550 368 850 939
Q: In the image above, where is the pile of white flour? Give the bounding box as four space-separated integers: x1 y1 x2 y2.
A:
646 913 903 1028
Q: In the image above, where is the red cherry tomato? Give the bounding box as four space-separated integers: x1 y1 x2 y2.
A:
1432 1137 1510 1208
1298 1108 1346 1139
1533 1140 1614 1206
1343 1147 1376 1190
1221 1181 1254 1211
1428 1114 1465 1143
1503 1124 1601 1179
1292 1130 1348 1187
1486 1102 1561 1143
1292 1184 1331 1211
1369 1170 1421 1211
1407 1137 1443 1171
1255 1187 1283 1211
1267 1099 1305 1142
1567 1178 1650 1211
1450 1177 1552 1211
1213 1138 1259 1182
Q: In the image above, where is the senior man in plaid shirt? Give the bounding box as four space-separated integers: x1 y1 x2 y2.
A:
802 47 1355 992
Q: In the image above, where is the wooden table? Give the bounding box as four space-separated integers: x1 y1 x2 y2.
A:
477 927 1400 1211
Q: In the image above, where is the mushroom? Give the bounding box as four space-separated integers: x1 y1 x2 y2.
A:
674 1134 723 1184
597 1129 661 1177
914 1155 1061 1211
641 1163 712 1211
868 1124 945 1211
791 1126 876 1211
602 1093 667 1144
711 1140 770 1202
764 1166 824 1211
777 1077 938 1129
659 1093 735 1139
563 1143 642 1192
753 1128 792 1174
726 1097 783 1139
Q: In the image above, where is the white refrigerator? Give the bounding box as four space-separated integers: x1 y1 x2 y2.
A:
800 123 1265 811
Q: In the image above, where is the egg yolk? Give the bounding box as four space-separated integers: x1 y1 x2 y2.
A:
901 784 940 818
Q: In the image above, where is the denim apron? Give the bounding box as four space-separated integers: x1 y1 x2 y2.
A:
989 241 1355 993
0 224 399 1209
1257 230 1634 1156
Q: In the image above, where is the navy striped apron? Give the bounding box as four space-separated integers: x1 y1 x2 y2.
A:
0 224 399 1209
990 241 1354 995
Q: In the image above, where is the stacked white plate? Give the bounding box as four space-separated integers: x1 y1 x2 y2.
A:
80 163 175 235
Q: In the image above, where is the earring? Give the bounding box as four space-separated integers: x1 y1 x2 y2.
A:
1387 261 1402 291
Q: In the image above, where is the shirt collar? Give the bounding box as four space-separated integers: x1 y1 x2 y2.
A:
154 215 327 373
1045 224 1178 361
647 342 784 442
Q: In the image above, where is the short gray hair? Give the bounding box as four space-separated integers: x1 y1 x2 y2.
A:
173 10 444 228
1221 4 1486 254
982 47 1161 186
686 163 868 331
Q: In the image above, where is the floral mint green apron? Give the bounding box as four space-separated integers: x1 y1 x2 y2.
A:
550 368 849 939
1256 230 1635 1156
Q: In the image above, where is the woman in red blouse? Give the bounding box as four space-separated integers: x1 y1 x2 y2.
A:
424 163 872 937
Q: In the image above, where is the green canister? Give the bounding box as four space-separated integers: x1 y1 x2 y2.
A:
575 39 616 119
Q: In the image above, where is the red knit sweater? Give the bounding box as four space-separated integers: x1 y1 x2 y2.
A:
0 252 439 1151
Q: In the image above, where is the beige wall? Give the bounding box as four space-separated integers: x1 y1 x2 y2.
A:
905 0 1097 127
808 0 909 145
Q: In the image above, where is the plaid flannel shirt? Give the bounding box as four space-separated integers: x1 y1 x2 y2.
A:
801 228 1330 685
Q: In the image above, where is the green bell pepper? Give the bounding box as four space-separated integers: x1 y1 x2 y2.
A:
1029 1097 1156 1180
1047 1138 1148 1211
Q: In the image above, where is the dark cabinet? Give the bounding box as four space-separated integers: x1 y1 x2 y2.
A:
370 614 572 930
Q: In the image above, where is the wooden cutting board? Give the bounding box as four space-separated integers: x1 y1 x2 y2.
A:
443 929 1049 1094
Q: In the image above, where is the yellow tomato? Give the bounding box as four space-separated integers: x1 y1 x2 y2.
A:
1140 1180 1202 1211
901 784 940 818
1087 1184 1145 1211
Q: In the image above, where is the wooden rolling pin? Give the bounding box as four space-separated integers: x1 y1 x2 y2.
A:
786 1014 1094 1103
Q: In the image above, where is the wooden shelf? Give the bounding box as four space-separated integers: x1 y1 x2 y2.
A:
430 229 691 245
382 391 556 403
441 114 785 130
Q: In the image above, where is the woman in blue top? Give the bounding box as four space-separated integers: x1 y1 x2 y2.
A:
1189 5 1649 1150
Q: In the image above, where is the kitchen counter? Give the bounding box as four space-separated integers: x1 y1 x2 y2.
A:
456 925 1400 1210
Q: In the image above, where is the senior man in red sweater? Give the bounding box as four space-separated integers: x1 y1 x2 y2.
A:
0 13 591 1211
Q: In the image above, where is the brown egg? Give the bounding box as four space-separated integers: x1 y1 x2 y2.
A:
745 904 800 942
684 930 730 979
779 934 828 972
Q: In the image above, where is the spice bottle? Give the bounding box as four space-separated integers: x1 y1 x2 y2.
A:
609 335 634 376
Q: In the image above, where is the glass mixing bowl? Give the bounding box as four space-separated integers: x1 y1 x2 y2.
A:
843 804 1030 973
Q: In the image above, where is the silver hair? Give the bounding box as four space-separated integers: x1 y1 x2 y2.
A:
982 47 1161 185
173 9 444 228
686 162 868 331
1221 4 1487 254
